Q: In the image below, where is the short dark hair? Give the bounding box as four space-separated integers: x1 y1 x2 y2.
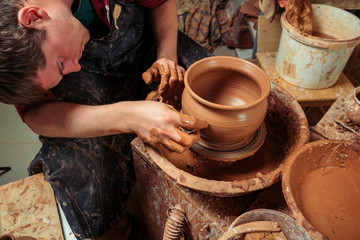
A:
0 0 48 107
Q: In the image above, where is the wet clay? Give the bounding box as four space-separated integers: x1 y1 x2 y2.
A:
163 134 283 181
282 140 360 239
312 31 338 40
285 0 313 35
143 63 184 111
300 167 360 240
193 69 261 106
182 56 270 151
142 83 309 196
163 87 303 181
137 126 202 154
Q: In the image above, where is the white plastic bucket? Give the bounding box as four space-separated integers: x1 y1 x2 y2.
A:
275 4 360 89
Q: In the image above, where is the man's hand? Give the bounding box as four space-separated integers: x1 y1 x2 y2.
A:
142 58 185 111
129 101 208 153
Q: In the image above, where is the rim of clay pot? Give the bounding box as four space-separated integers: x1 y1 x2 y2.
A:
184 56 271 110
281 139 359 239
281 4 360 50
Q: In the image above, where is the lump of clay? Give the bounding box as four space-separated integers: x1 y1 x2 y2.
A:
285 0 313 35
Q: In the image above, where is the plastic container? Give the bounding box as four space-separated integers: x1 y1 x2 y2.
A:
275 4 360 89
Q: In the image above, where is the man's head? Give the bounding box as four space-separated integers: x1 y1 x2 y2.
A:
0 0 89 106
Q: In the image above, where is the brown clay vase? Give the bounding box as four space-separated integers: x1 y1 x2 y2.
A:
182 56 271 151
344 86 360 124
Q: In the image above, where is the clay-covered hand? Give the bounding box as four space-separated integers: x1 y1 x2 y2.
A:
142 58 185 111
132 101 208 153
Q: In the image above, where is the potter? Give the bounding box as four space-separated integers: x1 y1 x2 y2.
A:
344 86 360 125
182 56 271 153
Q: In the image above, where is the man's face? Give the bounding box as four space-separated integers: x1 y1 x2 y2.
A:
33 0 90 90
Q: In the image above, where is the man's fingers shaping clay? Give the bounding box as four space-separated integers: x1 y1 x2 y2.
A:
175 128 201 147
179 112 208 130
142 63 161 84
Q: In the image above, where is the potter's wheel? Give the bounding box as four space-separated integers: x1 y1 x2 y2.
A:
191 122 266 162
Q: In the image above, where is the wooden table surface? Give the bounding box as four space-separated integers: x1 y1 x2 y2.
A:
311 96 360 142
0 174 64 240
256 52 355 107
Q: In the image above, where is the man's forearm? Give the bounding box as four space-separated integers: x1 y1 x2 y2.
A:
23 99 208 153
148 0 178 62
24 101 134 138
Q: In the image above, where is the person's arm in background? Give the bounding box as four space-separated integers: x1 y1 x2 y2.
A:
148 0 178 63
142 0 185 110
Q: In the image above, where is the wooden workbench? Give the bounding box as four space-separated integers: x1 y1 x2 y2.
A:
0 174 64 239
256 52 355 107
311 96 360 142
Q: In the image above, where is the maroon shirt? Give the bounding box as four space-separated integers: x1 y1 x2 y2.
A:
91 0 167 27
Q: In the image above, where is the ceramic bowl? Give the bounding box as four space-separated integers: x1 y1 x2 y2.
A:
223 209 312 240
282 140 360 239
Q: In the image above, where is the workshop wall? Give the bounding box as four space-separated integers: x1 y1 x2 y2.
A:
0 103 41 186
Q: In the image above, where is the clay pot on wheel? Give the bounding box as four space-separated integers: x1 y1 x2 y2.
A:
344 86 360 124
182 56 271 153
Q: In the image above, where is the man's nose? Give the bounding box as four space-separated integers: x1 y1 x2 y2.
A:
63 58 81 75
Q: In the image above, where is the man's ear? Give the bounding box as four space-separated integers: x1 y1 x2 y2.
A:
18 6 50 29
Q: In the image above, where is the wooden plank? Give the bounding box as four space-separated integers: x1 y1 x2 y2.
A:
256 52 355 107
257 14 282 53
0 174 64 240
313 97 360 141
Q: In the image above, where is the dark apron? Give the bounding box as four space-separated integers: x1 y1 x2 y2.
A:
28 0 155 238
